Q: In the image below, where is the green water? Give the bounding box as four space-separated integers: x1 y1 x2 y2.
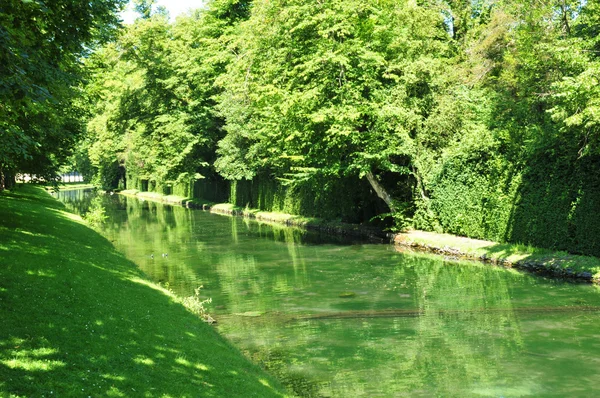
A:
56 190 600 397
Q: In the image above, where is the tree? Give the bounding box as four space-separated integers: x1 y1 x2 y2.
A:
0 0 126 190
216 0 453 214
134 0 156 19
83 0 252 190
548 0 600 157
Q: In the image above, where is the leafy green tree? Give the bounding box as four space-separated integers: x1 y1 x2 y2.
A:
134 0 156 19
216 0 454 214
83 0 252 190
548 0 600 157
0 0 126 190
76 0 600 255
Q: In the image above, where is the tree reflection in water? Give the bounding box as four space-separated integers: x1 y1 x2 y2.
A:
54 190 600 397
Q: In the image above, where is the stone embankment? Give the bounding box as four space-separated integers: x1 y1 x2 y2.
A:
394 230 599 283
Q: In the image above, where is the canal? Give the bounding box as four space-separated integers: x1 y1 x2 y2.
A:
55 189 600 397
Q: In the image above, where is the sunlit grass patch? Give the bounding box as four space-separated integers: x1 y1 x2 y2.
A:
211 203 236 212
118 190 216 210
44 183 95 192
260 378 273 388
25 269 56 278
6 347 59 358
106 386 126 397
129 276 175 296
210 203 323 230
133 356 155 366
119 189 139 195
175 357 192 367
1 358 66 371
2 348 65 371
0 184 289 397
16 229 43 237
195 363 210 371
101 373 126 382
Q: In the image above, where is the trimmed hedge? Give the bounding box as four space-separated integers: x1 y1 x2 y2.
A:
229 174 386 223
425 132 600 257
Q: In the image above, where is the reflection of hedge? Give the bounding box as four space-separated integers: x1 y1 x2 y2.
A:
425 134 600 257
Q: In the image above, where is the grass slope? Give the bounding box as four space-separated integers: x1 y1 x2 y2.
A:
0 185 288 397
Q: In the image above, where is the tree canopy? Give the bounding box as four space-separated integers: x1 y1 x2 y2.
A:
6 0 600 255
0 0 126 189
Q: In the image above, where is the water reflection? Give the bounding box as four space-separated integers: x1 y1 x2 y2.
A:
53 187 97 215
54 190 600 397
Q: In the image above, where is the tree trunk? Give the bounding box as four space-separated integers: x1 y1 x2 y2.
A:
366 171 396 213
412 166 428 202
561 0 571 35
2 169 16 190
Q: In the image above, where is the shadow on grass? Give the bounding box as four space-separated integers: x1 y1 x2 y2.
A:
0 185 287 397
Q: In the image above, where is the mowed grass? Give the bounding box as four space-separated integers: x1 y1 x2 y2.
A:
0 185 288 397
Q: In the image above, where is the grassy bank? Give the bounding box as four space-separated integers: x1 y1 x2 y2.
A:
0 185 288 397
120 189 213 209
395 230 600 282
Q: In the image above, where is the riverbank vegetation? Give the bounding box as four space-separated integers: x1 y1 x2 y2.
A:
0 0 127 189
395 230 600 281
3 0 600 257
74 0 600 258
0 184 288 397
116 188 600 281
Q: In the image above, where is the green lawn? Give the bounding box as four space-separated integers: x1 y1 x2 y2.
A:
0 185 288 397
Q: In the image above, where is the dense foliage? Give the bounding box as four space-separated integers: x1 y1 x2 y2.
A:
0 0 126 189
82 0 251 191
419 0 600 255
10 0 600 255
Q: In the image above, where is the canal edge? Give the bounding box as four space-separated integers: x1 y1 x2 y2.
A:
117 189 600 285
